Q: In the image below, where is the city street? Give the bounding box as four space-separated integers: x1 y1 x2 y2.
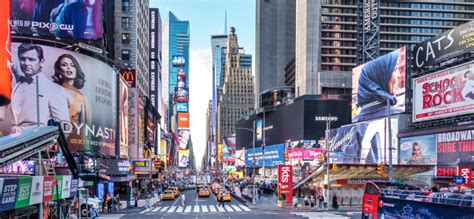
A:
98 190 362 219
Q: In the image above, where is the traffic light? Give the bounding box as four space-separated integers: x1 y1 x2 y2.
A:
318 153 324 162
332 163 337 171
284 151 289 162
377 162 384 176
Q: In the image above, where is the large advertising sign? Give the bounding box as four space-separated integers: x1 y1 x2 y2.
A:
256 119 263 147
178 149 190 168
235 149 245 167
245 144 285 167
287 148 322 161
0 0 11 106
177 112 190 129
352 46 407 123
437 129 474 166
42 176 54 202
145 99 157 146
10 0 104 40
149 8 159 109
29 176 43 206
178 129 190 150
138 99 145 158
0 160 35 175
128 88 139 159
133 160 152 173
459 166 472 188
278 165 292 204
329 118 399 164
413 20 474 71
0 178 18 211
413 61 474 122
120 69 136 88
174 88 189 102
15 176 31 209
0 43 117 156
172 55 186 67
176 102 188 112
119 75 129 158
400 135 437 165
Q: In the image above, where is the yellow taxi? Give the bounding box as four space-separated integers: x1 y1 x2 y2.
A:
198 188 210 197
169 187 180 197
212 185 221 195
217 190 231 202
162 190 175 200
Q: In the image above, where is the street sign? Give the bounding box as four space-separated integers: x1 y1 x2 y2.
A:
453 176 466 185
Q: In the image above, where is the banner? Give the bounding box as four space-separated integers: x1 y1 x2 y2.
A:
53 176 63 201
61 176 71 199
413 61 474 122
228 171 243 179
1 43 117 156
437 129 474 166
278 165 293 204
0 178 18 211
218 143 223 162
329 118 399 164
10 0 104 40
177 112 190 129
413 20 474 71
138 99 145 157
128 88 139 159
400 135 437 165
178 150 190 168
119 75 129 158
287 148 322 161
29 176 43 205
0 0 11 106
459 166 472 188
15 176 32 209
235 149 245 167
178 129 190 150
256 119 263 147
352 46 407 123
42 176 54 202
245 144 285 167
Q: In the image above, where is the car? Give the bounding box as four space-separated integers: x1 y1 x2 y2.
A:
187 183 196 190
217 191 231 202
162 190 175 200
198 188 211 197
169 187 181 197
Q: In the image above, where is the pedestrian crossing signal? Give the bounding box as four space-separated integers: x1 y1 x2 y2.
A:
377 162 384 176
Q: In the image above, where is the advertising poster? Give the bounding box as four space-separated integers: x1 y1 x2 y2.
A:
96 183 104 201
15 176 32 209
437 129 474 166
42 176 54 202
176 102 188 112
278 165 292 204
145 100 156 146
0 160 35 175
287 148 322 161
29 176 43 205
133 160 151 173
329 118 399 164
400 135 437 165
70 179 78 198
352 46 407 123
61 175 71 199
107 182 114 197
459 166 472 188
177 112 190 129
235 149 245 167
10 0 104 40
138 99 145 158
0 178 18 211
256 119 263 147
128 88 139 159
224 137 236 155
218 143 223 162
174 87 189 102
178 149 190 168
245 144 285 167
413 61 474 122
52 176 63 201
178 129 190 150
172 55 186 67
413 20 474 71
119 75 129 158
0 0 11 106
0 43 117 156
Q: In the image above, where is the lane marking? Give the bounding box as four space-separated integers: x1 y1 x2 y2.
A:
217 206 225 212
223 205 234 212
209 205 217 212
160 206 169 212
202 205 209 212
176 206 183 212
140 208 152 214
168 206 177 212
151 207 162 212
193 205 200 212
184 206 192 212
229 205 241 212
238 205 251 211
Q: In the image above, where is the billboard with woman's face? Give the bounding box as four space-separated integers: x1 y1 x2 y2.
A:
399 135 437 165
352 46 407 123
10 0 103 40
0 43 117 156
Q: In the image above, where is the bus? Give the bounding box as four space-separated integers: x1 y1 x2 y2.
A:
362 181 474 219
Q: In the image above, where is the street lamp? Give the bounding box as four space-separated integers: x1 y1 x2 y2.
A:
234 123 257 205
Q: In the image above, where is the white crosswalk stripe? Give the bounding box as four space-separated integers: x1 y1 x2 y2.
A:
202 205 209 212
217 206 226 212
229 205 242 212
140 208 152 214
209 205 217 212
224 205 234 212
176 206 184 212
193 205 201 212
151 206 162 212
168 206 177 212
145 204 251 214
184 206 192 212
160 206 169 212
239 205 251 211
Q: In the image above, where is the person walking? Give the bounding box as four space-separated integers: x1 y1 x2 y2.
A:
332 193 339 210
304 195 309 208
101 194 107 213
218 191 225 207
181 192 186 207
145 192 151 209
310 195 315 209
90 204 99 219
317 194 324 210
106 193 112 213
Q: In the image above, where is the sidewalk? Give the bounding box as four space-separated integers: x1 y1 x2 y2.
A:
248 195 361 213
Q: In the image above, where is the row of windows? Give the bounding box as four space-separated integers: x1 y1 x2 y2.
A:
380 26 444 34
322 40 355 47
382 18 464 27
382 35 433 42
382 2 474 11
321 65 352 72
322 49 356 55
322 57 355 64
382 10 473 19
322 32 356 39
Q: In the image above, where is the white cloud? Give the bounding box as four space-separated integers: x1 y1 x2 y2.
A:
189 48 212 170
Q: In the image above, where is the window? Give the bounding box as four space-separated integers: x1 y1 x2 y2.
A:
122 0 130 12
122 17 130 29
121 50 130 60
122 33 131 44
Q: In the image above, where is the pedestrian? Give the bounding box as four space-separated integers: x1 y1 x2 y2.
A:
318 194 324 210
181 192 186 207
304 195 309 208
90 204 99 219
106 193 112 213
310 195 315 208
144 192 151 209
292 194 298 209
218 191 225 207
332 193 339 210
115 194 121 211
101 194 107 213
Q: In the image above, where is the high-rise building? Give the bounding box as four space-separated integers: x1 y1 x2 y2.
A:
294 0 474 96
114 0 150 97
149 8 162 114
163 12 190 130
218 27 255 143
255 0 296 96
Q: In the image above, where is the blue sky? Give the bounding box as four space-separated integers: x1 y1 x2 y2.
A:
150 0 256 169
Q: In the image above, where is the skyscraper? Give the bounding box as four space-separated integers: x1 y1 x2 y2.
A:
218 27 255 143
114 0 150 97
255 0 296 96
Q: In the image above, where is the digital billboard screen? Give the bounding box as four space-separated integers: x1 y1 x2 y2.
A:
0 0 11 106
177 112 189 129
0 43 117 156
172 55 185 67
178 149 189 168
178 129 190 150
176 102 188 112
10 0 103 40
352 46 407 123
119 75 129 158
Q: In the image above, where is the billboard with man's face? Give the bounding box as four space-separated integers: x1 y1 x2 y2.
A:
0 43 117 156
352 46 407 123
10 0 103 40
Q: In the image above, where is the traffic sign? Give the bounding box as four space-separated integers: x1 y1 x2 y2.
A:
453 176 466 185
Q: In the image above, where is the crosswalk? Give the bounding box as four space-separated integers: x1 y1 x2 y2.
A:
140 204 251 214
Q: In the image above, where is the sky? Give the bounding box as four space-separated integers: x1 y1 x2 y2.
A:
150 0 256 170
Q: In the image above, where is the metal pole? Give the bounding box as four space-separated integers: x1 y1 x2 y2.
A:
325 114 330 210
387 99 393 182
252 121 256 204
262 110 266 186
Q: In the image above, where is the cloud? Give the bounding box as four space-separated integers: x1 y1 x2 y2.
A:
189 48 212 170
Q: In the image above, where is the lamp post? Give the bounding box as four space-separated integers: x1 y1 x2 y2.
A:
235 123 257 205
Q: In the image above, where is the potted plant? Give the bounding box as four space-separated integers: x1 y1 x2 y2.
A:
277 194 285 207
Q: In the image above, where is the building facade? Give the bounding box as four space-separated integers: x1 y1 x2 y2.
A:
255 0 296 97
149 8 163 116
218 27 255 143
114 0 150 97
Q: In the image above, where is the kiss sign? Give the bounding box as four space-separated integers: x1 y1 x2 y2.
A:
458 166 472 188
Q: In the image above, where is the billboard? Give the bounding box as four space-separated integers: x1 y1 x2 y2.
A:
437 129 474 166
176 102 188 112
413 20 474 71
329 118 399 164
128 88 139 159
0 43 117 156
119 75 129 158
172 55 185 67
138 99 145 158
287 148 322 161
0 0 11 106
400 135 437 165
412 61 474 122
178 149 189 168
10 0 104 40
177 112 190 129
235 149 245 167
145 99 157 146
133 159 151 173
278 165 292 204
255 119 263 147
245 144 285 167
174 88 189 102
352 46 407 123
149 8 160 109
120 69 136 88
0 160 35 175
178 129 190 150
